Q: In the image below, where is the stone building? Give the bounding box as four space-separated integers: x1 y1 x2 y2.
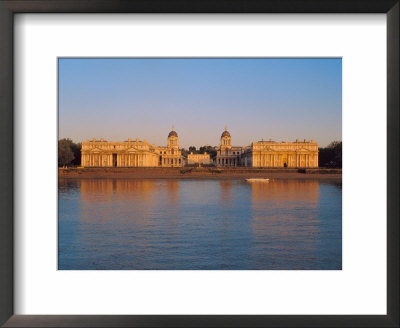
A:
156 129 183 167
216 127 318 168
187 152 211 165
81 126 318 168
241 138 318 168
81 128 183 167
216 128 244 167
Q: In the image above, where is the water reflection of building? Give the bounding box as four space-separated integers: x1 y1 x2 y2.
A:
250 180 321 267
219 180 233 204
166 180 179 204
250 180 320 203
78 179 161 225
81 128 183 167
80 179 158 202
78 179 181 226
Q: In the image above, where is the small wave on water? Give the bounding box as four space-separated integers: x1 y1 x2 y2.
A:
58 178 342 270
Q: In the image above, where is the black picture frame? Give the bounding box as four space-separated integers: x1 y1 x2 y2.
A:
0 1 398 327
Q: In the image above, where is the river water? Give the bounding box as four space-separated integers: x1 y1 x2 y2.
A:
58 178 342 270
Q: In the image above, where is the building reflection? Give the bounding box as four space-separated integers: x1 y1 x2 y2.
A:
166 180 179 205
78 179 167 223
251 179 319 203
79 178 161 201
219 180 233 205
249 180 321 268
58 178 341 269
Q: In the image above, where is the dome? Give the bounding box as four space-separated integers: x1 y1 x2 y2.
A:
221 130 231 138
168 130 178 138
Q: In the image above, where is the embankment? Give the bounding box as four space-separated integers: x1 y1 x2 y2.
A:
59 167 342 180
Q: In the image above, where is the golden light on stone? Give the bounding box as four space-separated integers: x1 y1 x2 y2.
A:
81 128 183 168
81 128 318 168
216 128 318 168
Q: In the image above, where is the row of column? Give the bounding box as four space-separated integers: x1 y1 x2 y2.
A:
254 153 318 168
119 153 155 167
161 157 181 167
217 157 239 166
257 154 281 167
296 154 318 168
82 153 157 167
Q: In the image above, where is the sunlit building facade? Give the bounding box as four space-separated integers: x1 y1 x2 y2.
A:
187 152 211 165
216 128 318 168
241 139 319 168
81 127 318 168
216 128 245 167
81 128 183 167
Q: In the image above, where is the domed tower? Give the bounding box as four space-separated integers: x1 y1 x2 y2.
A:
220 126 232 149
167 126 179 149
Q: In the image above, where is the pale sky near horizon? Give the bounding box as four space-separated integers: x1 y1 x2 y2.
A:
58 58 341 148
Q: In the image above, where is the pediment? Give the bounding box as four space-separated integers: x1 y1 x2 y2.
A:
126 148 155 155
297 148 310 152
126 147 140 152
255 146 274 152
90 147 103 152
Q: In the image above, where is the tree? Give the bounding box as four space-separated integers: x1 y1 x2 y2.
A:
58 138 75 167
319 141 342 168
70 142 82 166
188 146 197 153
180 148 189 158
199 145 217 160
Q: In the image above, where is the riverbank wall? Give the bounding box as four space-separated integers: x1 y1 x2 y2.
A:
59 167 342 180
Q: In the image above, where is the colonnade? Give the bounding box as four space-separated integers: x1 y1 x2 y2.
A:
217 157 240 166
81 152 159 167
160 157 181 167
253 152 318 168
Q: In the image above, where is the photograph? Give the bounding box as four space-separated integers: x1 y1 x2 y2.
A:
58 58 342 270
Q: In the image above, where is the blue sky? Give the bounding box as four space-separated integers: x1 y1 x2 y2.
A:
58 58 341 148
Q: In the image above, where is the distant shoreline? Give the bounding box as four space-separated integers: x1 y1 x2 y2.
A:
59 167 342 180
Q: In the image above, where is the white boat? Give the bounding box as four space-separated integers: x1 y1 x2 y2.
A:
246 178 270 182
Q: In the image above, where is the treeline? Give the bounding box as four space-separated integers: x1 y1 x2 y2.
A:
318 141 342 168
58 138 81 167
